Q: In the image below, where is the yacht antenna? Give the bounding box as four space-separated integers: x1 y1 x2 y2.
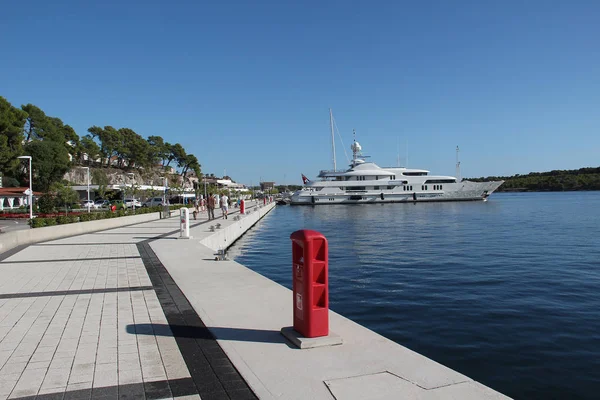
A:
330 108 336 171
456 146 461 182
332 114 350 164
352 129 356 163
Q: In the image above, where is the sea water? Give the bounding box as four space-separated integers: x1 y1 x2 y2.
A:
229 192 600 399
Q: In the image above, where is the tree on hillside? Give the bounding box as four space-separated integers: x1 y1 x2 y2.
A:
22 104 48 142
178 154 200 181
165 143 186 168
147 135 170 166
80 135 101 165
88 125 120 167
118 128 151 168
24 140 71 191
0 97 27 175
22 105 79 154
179 154 201 179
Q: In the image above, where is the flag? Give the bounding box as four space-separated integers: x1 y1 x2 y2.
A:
301 174 310 184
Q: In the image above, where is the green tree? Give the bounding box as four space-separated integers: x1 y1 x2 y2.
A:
165 143 186 168
0 97 27 175
24 140 71 191
92 169 109 199
22 104 79 157
80 135 101 165
147 135 169 166
179 154 201 179
119 128 151 168
49 182 79 214
88 125 120 167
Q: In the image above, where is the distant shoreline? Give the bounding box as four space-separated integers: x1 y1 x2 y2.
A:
495 188 600 193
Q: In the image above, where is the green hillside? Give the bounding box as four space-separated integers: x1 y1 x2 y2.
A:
469 167 600 192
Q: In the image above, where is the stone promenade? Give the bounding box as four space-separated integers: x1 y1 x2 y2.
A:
0 203 260 400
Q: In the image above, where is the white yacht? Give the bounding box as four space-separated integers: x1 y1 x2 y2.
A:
290 116 503 205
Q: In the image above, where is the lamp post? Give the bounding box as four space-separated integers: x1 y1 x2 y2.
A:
17 156 33 222
126 172 135 212
83 167 90 213
162 176 168 206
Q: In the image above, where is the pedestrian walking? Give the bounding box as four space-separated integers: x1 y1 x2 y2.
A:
207 194 215 220
221 194 229 219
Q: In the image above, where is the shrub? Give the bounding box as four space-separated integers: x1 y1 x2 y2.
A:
56 216 69 225
38 194 56 214
30 218 47 228
45 218 57 226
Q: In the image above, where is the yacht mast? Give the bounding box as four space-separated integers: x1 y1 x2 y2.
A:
330 108 336 171
456 146 461 182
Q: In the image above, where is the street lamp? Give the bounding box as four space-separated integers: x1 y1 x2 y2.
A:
17 156 33 222
82 167 90 213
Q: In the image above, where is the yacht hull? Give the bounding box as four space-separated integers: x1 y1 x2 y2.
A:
290 181 503 205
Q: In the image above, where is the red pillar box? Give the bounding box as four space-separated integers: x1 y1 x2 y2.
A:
290 229 329 338
240 199 245 214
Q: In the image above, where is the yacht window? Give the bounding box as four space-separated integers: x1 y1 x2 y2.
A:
387 186 394 190
424 179 456 184
440 185 443 190
374 186 379 190
348 186 366 191
425 185 428 190
404 172 428 176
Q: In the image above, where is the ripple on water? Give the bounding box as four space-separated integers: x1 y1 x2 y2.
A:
231 193 600 399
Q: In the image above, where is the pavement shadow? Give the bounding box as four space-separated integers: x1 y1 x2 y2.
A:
126 323 292 346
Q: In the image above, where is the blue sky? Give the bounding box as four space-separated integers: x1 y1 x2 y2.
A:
1 1 599 185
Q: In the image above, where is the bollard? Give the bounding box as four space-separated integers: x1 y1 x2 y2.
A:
178 208 191 239
290 229 329 338
240 199 245 214
264 197 266 205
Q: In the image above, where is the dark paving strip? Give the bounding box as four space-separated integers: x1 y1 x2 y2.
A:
137 237 258 399
1 256 141 264
0 285 154 300
11 377 197 400
0 243 29 262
